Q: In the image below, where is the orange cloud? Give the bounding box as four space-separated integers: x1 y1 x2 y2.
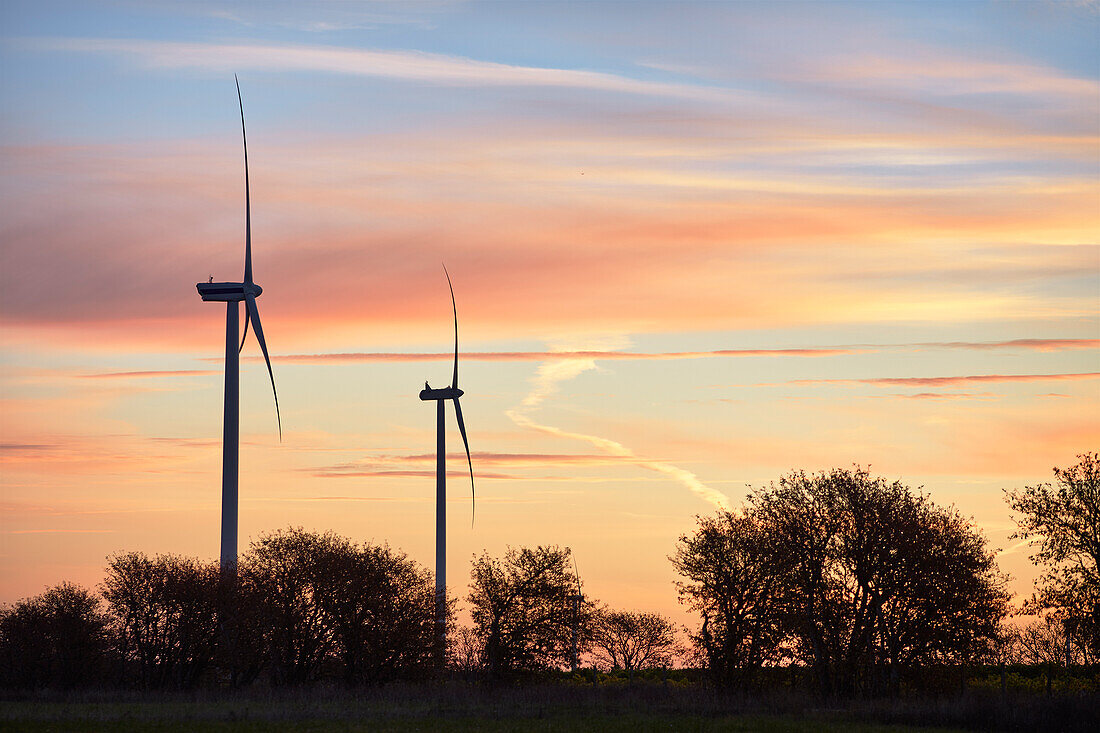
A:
2 122 1096 351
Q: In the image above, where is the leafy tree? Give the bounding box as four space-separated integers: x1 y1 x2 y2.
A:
671 512 787 686
590 610 679 674
244 527 441 685
243 528 336 685
1005 452 1100 656
674 467 1009 695
101 553 219 688
0 582 111 688
753 468 1007 695
311 541 439 683
468 545 593 676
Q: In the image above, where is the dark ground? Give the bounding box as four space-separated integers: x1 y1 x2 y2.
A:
2 682 1098 733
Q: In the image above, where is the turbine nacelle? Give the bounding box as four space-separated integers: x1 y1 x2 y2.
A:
196 281 263 302
420 385 463 401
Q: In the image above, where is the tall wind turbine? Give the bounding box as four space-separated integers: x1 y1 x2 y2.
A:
196 76 281 581
418 266 475 658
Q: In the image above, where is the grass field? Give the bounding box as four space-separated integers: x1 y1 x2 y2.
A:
2 682 1095 733
0 707 969 733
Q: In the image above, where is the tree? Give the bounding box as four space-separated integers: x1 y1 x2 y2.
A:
590 610 679 674
673 467 1010 695
243 528 336 685
311 541 439 683
0 582 111 688
755 468 1007 695
448 625 485 673
468 545 593 675
101 553 219 688
670 512 787 686
243 527 441 685
1005 452 1100 657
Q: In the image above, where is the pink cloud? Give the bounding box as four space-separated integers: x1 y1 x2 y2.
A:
922 339 1099 351
789 372 1100 387
262 347 857 364
79 370 218 379
2 129 1096 351
871 392 995 400
310 469 516 480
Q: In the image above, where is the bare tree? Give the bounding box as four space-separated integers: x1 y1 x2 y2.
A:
591 610 679 675
448 625 484 673
1014 616 1069 666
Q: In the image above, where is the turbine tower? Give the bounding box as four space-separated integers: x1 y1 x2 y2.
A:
419 266 475 659
196 76 281 581
571 555 584 673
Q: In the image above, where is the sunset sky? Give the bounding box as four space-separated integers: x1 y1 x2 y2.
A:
1 1 1098 627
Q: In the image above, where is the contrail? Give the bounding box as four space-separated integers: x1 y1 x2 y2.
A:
996 537 1032 558
506 341 731 511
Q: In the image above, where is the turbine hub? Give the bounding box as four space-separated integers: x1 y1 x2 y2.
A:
420 386 463 401
197 282 246 302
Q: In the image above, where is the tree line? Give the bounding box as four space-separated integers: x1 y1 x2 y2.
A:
2 456 1096 693
0 530 672 688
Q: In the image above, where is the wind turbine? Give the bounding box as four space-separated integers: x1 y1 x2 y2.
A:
196 76 281 581
418 266 475 658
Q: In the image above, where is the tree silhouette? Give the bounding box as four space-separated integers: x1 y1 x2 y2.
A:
1006 452 1100 658
311 540 439 683
671 512 787 686
101 553 219 688
674 467 1009 695
243 527 441 685
590 610 679 675
243 528 338 685
468 545 592 676
0 582 110 689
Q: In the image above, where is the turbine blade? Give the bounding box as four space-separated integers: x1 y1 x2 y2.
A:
238 304 250 354
453 397 474 525
444 264 458 389
573 554 583 598
236 75 252 285
244 292 281 441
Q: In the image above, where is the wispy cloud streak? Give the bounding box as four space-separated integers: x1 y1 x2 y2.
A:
923 339 1100 352
30 38 734 101
257 347 857 365
79 370 218 379
226 339 1096 367
504 339 731 510
789 372 1100 387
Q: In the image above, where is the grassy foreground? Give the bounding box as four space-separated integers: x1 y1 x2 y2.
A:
3 681 1092 733
0 707 966 733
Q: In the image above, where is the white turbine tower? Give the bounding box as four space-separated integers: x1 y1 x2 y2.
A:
196 77 281 581
418 266 475 659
